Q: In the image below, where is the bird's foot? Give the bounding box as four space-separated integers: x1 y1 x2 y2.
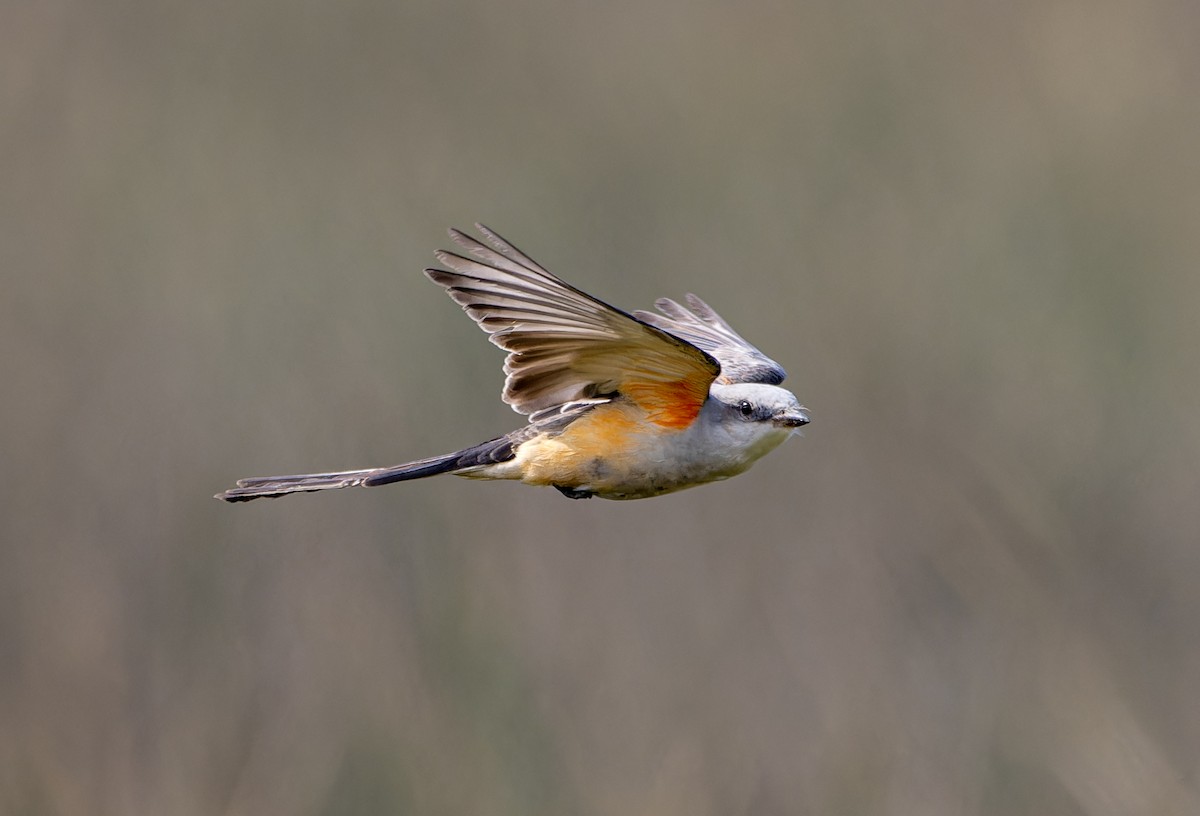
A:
554 485 594 500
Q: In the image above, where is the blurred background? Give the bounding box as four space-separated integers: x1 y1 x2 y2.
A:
4 0 1199 813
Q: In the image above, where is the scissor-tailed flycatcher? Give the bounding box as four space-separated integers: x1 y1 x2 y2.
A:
217 225 809 502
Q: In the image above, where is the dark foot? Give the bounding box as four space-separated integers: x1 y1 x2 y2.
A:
554 485 594 500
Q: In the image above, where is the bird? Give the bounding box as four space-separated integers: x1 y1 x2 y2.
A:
217 225 809 502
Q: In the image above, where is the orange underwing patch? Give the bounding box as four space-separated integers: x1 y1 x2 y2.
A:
624 377 708 430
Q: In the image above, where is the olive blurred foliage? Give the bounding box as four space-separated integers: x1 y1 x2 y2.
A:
3 1 1199 814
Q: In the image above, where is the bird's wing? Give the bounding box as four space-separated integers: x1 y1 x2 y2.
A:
633 294 787 385
425 225 720 430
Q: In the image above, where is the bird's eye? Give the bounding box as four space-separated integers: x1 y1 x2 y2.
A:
738 400 754 417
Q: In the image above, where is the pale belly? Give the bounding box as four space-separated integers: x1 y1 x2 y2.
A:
463 403 793 500
516 436 749 499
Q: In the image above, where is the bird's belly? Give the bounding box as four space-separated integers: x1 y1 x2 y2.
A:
524 447 732 499
512 416 755 500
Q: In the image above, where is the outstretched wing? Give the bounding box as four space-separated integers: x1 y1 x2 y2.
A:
633 294 787 385
425 225 720 430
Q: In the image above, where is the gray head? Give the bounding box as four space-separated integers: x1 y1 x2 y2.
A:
694 382 809 471
709 382 809 429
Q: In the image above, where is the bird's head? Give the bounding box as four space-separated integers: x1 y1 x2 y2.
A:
711 382 810 431
700 381 810 468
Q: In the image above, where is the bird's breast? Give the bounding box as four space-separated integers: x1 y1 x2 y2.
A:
511 401 773 499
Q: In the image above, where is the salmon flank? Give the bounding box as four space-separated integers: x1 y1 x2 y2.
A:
623 377 709 429
515 402 664 489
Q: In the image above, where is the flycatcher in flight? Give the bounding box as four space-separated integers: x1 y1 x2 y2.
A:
217 225 809 502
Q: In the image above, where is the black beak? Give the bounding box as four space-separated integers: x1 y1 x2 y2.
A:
774 409 810 428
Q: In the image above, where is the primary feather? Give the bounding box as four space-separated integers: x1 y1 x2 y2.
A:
426 225 721 428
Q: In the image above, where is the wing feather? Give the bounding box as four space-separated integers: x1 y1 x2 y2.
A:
426 226 720 429
634 294 787 385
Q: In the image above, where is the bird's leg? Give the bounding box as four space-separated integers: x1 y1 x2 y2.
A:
554 485 594 500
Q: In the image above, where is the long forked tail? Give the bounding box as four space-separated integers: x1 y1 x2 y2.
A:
216 436 516 502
